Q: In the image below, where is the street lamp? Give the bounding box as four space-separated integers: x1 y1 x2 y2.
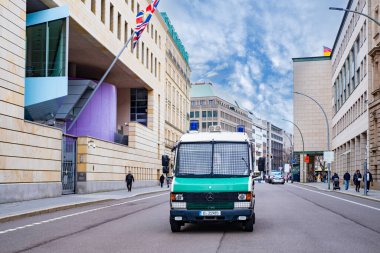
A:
329 7 380 26
282 119 305 183
293 91 331 189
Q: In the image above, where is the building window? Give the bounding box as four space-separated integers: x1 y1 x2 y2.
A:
141 42 145 64
191 101 196 106
110 3 114 32
26 18 67 77
209 100 214 105
155 30 157 44
200 100 206 106
190 112 194 118
101 0 106 23
207 111 212 118
202 111 207 118
158 62 161 81
154 57 157 77
117 13 121 39
202 122 207 129
91 0 96 14
195 111 200 118
213 111 218 117
130 28 134 53
151 53 153 73
131 0 135 12
124 21 129 43
130 88 148 126
146 48 149 69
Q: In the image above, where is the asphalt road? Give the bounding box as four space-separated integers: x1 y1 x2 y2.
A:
1 183 380 253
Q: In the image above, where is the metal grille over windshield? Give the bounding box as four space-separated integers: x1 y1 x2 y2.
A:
177 143 212 175
176 142 249 176
213 143 249 176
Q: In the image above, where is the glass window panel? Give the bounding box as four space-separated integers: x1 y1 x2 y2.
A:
48 19 66 76
177 143 212 175
213 143 249 176
26 23 47 77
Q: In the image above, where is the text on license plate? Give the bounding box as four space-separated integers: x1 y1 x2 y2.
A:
199 211 221 216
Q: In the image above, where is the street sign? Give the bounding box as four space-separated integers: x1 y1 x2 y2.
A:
323 151 334 163
284 164 290 173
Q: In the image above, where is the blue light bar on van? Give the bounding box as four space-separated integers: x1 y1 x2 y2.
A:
190 120 199 131
237 125 245 133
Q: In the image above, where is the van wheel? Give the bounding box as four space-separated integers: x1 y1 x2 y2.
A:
170 220 181 232
243 218 254 232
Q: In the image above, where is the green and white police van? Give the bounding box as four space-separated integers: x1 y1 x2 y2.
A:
168 129 255 232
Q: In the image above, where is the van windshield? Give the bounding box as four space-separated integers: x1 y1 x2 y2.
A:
175 142 250 177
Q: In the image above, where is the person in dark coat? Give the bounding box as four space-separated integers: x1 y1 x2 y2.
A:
366 171 373 193
353 170 362 192
125 171 135 192
343 171 351 190
332 173 340 190
159 174 165 188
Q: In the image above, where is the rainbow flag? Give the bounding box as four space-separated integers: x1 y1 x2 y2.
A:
323 46 332 56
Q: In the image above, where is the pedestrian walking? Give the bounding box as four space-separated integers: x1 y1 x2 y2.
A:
366 170 373 193
125 171 135 192
343 171 351 190
166 176 170 188
353 170 362 192
159 174 165 188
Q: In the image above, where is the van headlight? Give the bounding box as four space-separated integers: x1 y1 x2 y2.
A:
238 192 251 201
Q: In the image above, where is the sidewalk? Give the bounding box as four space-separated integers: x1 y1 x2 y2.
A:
0 186 169 223
301 182 380 202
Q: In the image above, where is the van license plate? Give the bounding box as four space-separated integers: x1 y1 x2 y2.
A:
199 211 221 216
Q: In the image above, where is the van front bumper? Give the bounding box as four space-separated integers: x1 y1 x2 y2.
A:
170 209 254 223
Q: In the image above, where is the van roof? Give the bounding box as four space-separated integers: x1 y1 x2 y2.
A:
180 132 250 143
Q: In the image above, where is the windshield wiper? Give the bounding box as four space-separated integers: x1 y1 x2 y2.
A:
241 157 249 170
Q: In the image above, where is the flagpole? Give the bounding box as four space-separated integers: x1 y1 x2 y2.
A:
67 34 134 132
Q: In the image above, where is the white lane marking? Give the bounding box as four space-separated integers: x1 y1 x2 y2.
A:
290 184 380 212
0 192 168 235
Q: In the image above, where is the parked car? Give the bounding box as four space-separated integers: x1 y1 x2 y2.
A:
269 171 285 184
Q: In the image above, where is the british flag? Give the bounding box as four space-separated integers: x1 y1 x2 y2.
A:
132 0 161 48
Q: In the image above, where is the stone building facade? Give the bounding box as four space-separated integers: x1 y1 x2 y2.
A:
368 0 380 189
161 13 191 171
0 0 187 202
190 82 252 137
293 57 332 183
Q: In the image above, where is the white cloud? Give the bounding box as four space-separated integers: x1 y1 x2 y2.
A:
160 0 347 133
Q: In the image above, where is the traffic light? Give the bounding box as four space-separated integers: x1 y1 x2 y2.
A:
258 157 266 171
304 155 310 163
163 166 169 174
162 155 170 166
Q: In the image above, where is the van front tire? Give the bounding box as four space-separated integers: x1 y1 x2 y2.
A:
170 220 181 232
243 218 254 232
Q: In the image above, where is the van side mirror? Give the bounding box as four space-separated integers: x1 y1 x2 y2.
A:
258 157 266 172
162 155 170 167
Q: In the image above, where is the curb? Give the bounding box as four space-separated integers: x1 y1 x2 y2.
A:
0 189 169 223
296 183 380 203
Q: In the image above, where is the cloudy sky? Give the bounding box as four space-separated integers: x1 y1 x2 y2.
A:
159 0 348 132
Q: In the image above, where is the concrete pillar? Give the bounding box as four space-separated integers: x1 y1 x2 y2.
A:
360 133 367 173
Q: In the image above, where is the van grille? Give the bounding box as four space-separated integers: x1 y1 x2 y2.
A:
187 202 234 210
